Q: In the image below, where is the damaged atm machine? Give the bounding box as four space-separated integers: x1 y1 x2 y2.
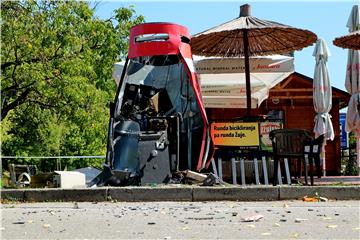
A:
90 23 212 186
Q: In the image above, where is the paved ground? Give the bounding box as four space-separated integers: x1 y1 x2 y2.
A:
1 201 359 239
306 176 360 185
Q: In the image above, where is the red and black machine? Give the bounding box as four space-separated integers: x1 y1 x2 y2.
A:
91 23 212 186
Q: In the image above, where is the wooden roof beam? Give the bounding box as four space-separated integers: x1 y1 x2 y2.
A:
270 95 346 100
278 75 294 89
270 88 313 92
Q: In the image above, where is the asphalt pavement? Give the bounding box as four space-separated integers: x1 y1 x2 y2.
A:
1 200 360 239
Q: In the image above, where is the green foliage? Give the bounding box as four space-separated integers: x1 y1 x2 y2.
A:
348 131 356 147
342 132 359 176
1 0 144 171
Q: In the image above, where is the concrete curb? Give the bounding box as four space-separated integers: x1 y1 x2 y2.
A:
1 185 359 202
108 187 193 202
279 186 360 200
1 189 25 202
1 188 108 202
193 186 279 201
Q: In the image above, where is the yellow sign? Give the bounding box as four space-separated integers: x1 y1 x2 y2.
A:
211 122 259 147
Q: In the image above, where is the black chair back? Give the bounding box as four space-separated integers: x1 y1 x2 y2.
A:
270 129 313 158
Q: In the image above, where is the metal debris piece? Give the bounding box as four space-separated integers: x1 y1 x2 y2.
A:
202 173 222 186
185 170 207 182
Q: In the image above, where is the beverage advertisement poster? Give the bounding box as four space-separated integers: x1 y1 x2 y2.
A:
260 121 283 151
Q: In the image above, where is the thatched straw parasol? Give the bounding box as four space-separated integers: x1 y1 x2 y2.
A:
191 4 317 115
333 30 360 50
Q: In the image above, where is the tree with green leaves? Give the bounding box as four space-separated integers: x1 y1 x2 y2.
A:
1 0 144 170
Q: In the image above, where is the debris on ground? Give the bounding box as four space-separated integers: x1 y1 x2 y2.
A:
12 222 25 225
295 218 308 223
289 233 299 238
184 170 207 182
246 224 256 228
43 224 51 228
241 213 264 222
186 217 214 220
181 226 191 230
169 171 185 184
302 196 318 202
261 232 271 236
72 167 101 185
319 197 328 202
73 202 79 209
180 170 223 186
303 192 328 202
202 173 222 186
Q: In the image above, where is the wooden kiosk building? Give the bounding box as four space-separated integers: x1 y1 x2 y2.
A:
206 72 350 175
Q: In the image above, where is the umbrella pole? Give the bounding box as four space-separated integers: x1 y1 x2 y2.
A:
243 29 251 116
322 145 326 176
357 137 360 176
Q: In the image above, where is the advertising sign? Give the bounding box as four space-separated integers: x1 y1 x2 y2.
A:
339 113 348 148
210 122 259 147
195 56 294 74
259 121 283 151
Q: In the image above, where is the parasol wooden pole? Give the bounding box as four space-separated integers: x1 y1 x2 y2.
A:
240 4 252 116
243 29 251 116
357 137 360 176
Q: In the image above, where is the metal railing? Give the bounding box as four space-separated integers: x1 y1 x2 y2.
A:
1 155 105 172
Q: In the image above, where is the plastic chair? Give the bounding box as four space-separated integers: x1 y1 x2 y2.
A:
270 129 313 186
305 134 325 185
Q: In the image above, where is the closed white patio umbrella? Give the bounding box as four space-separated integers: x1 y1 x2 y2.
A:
346 6 360 175
333 5 360 175
313 38 334 176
